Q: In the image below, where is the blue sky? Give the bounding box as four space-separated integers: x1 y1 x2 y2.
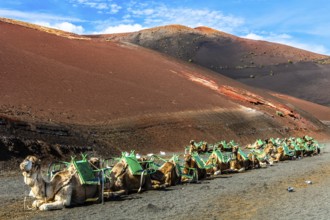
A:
1 0 329 55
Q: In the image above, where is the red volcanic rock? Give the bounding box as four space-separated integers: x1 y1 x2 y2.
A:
0 18 329 159
105 24 330 106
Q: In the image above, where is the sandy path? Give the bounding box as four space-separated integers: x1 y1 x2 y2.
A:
1 143 329 220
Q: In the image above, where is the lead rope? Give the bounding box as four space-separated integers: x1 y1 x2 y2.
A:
23 180 34 211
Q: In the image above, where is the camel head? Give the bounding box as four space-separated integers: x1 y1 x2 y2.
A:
20 156 41 176
88 157 100 169
20 156 42 186
264 145 275 156
109 159 128 190
218 143 224 152
208 153 218 164
137 157 149 170
200 143 208 153
232 146 239 153
183 154 194 175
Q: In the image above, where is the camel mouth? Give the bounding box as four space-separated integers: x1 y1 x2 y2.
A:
20 160 33 172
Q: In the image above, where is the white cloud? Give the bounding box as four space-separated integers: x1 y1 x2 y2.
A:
53 22 84 34
110 4 122 14
0 9 83 22
242 32 329 55
0 9 85 34
34 21 85 34
126 4 244 33
69 0 121 14
95 24 145 34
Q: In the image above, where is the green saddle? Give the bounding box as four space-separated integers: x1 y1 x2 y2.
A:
212 149 232 163
282 144 295 157
123 155 145 175
192 152 214 169
72 158 100 185
238 148 248 160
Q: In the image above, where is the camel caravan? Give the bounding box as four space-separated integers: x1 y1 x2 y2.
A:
20 135 321 211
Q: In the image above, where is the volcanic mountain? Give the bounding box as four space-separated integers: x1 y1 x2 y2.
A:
0 18 329 162
103 25 330 107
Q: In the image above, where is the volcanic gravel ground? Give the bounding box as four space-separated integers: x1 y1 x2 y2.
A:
0 143 329 220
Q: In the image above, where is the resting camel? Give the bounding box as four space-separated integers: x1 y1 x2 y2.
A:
20 155 99 211
247 149 273 168
230 146 250 171
272 145 293 161
245 139 265 149
187 140 211 154
107 157 153 196
138 156 181 188
205 150 231 175
217 143 232 152
182 154 207 181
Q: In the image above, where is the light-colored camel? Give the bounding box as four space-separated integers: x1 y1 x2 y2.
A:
20 155 99 211
245 139 264 149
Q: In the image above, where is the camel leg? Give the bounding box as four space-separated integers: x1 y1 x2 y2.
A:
39 200 65 211
107 189 127 198
164 173 172 187
32 199 46 209
39 186 72 211
238 167 245 173
151 180 166 189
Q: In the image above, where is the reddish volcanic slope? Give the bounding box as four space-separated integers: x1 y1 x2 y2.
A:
104 25 330 106
0 19 329 159
0 20 239 124
271 93 330 121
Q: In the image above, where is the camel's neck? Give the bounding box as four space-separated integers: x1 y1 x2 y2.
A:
28 171 47 199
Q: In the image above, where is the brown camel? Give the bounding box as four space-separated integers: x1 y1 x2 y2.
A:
182 154 207 181
247 149 273 168
20 155 99 211
272 146 291 161
150 161 181 188
230 146 249 172
138 155 181 188
107 157 154 196
205 150 231 175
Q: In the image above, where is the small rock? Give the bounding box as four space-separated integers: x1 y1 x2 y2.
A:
287 187 294 192
305 180 312 184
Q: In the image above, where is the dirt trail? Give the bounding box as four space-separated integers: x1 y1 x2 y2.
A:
0 143 329 220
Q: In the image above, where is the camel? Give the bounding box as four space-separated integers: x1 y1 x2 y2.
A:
138 155 181 188
150 161 181 187
187 140 198 154
199 142 211 154
230 146 250 171
205 150 231 175
287 140 304 158
107 156 153 196
182 153 207 182
272 145 294 161
20 155 99 211
217 142 232 152
187 140 211 154
248 149 273 168
245 139 265 149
